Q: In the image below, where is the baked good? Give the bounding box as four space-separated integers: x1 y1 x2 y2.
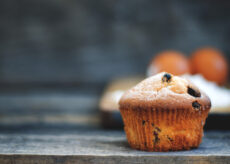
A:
119 72 211 151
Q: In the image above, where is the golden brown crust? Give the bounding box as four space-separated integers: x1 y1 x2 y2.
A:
119 72 211 113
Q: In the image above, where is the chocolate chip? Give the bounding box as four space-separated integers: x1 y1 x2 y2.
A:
155 127 161 132
153 127 161 145
154 137 160 145
153 131 158 136
192 101 201 110
162 73 172 82
188 86 201 97
167 136 173 142
151 123 154 127
153 131 160 145
142 120 146 125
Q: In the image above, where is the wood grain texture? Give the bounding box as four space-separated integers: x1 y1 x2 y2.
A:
0 90 100 127
0 130 229 164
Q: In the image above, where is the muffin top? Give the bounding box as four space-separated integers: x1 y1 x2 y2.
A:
119 72 211 111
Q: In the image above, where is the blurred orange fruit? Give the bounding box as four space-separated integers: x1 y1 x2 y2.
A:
148 51 191 76
190 47 228 85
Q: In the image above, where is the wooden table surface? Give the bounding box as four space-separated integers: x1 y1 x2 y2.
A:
0 126 230 164
0 89 229 164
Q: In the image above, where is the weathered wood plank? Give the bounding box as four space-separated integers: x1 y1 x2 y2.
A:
0 155 229 164
0 130 229 164
0 92 100 127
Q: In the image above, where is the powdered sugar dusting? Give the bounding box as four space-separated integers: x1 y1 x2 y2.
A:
183 74 230 108
122 72 192 102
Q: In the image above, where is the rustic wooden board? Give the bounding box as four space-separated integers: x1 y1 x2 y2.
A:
0 91 101 128
0 129 229 164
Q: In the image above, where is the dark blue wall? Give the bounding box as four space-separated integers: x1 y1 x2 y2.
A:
0 0 229 85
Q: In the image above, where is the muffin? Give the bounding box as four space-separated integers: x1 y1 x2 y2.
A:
119 72 211 151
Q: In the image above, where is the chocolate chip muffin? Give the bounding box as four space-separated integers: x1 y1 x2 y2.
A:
119 72 211 151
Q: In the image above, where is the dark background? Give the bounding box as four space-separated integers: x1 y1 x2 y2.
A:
0 0 230 87
0 0 229 127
